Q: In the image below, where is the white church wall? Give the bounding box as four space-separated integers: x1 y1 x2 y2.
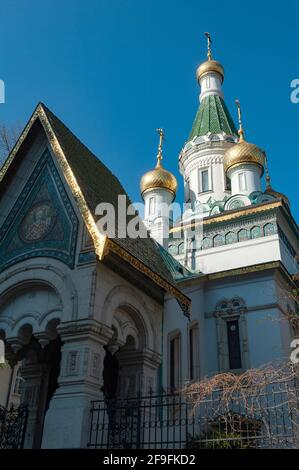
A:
93 262 164 393
197 235 281 274
163 284 205 388
181 147 230 207
203 272 291 373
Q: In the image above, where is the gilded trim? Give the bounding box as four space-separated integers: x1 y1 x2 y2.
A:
0 105 108 260
170 201 283 234
108 239 191 312
207 261 281 281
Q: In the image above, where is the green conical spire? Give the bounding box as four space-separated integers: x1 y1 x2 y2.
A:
188 95 238 141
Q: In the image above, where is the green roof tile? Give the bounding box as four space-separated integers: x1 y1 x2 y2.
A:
188 95 238 141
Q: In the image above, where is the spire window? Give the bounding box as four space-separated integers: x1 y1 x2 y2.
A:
198 168 211 193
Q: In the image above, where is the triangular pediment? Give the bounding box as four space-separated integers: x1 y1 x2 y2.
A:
0 149 78 270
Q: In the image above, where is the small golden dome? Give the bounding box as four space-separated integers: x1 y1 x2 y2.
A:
140 162 177 196
224 140 265 174
196 33 224 83
140 128 177 197
224 98 265 174
196 59 224 83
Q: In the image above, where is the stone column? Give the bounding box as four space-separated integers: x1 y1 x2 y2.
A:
20 360 47 449
41 319 113 449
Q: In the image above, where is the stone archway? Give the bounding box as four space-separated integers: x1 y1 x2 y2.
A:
0 283 63 448
103 304 161 399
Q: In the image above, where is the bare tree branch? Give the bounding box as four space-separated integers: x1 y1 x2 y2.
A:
0 124 20 166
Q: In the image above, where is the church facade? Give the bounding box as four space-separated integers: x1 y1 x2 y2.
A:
0 37 298 448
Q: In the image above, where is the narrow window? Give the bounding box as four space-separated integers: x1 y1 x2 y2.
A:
149 196 155 215
227 320 242 369
201 169 210 192
225 175 231 191
189 325 199 380
169 335 180 390
13 367 24 396
185 178 190 202
238 172 246 191
189 328 194 380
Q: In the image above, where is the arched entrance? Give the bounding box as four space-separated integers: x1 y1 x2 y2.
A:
102 305 160 399
0 284 63 448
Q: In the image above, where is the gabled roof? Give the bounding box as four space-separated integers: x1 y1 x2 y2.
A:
0 103 190 315
188 95 238 141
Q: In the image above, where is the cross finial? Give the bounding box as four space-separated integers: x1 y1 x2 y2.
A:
235 98 245 141
156 128 164 167
264 154 271 189
204 32 212 61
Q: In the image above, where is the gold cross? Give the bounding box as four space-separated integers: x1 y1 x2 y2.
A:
156 128 164 166
204 32 212 60
235 98 245 141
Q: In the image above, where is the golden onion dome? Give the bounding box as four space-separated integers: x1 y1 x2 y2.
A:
140 162 177 196
196 59 224 83
224 140 265 174
224 98 265 174
196 32 224 83
140 129 177 197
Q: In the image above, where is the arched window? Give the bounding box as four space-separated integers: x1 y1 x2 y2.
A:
264 223 275 236
213 234 225 247
215 297 248 372
202 237 212 249
251 226 262 239
225 232 237 245
149 197 155 215
238 229 249 242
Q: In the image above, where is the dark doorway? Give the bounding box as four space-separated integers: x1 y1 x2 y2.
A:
17 334 62 448
102 347 119 400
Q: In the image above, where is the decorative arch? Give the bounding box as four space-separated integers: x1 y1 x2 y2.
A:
101 284 157 351
0 262 78 339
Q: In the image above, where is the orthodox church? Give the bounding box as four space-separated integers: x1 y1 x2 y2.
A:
0 35 298 449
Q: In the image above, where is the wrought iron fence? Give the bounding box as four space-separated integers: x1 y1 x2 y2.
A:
0 405 28 449
88 379 299 449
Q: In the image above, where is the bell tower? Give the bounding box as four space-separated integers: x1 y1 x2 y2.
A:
179 33 238 214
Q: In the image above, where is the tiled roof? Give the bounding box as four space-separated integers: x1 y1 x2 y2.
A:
156 242 194 280
41 104 178 286
188 95 238 141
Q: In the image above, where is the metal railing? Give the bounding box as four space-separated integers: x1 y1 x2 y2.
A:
88 379 299 449
0 405 28 449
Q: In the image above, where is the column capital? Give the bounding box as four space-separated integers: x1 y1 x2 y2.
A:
57 319 114 346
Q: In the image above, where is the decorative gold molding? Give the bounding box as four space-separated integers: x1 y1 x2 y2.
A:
207 261 281 281
39 106 108 261
108 239 191 312
0 104 108 261
170 201 282 234
180 261 296 289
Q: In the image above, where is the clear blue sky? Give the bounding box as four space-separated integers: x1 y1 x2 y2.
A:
0 0 298 220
